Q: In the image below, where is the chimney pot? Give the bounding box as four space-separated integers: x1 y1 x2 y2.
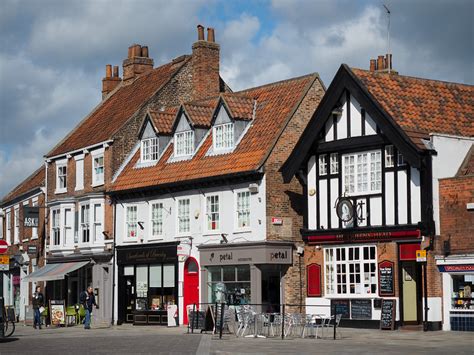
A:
377 55 384 71
197 24 205 41
105 64 112 78
141 46 149 58
133 44 141 57
113 65 119 78
370 59 376 72
128 46 133 59
207 27 215 42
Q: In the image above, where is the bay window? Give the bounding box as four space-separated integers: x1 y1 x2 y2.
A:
175 131 194 157
213 123 234 150
52 209 60 246
151 203 163 237
126 206 138 239
236 191 250 228
342 150 381 195
81 204 90 243
178 199 190 234
141 137 159 162
206 195 219 231
325 245 377 296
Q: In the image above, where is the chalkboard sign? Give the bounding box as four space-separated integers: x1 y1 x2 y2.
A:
331 299 350 319
379 260 395 296
351 299 372 319
380 299 396 330
189 310 206 331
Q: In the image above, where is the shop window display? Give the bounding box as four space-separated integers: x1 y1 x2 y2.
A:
207 265 251 305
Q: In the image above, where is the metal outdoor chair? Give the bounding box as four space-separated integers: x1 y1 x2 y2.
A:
322 314 342 339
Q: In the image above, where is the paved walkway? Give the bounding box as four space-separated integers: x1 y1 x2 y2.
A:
0 324 472 354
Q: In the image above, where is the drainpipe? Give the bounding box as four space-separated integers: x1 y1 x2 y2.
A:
110 196 117 326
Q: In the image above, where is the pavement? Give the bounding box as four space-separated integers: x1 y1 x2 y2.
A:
0 323 472 354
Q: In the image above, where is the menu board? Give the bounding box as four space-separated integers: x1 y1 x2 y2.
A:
379 260 395 296
331 299 350 319
350 299 372 319
189 310 207 331
380 299 396 330
50 300 66 326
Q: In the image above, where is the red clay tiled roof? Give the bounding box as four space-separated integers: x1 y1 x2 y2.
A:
221 94 254 120
111 74 317 192
182 102 216 127
149 108 178 135
351 68 474 145
47 57 191 157
1 167 45 205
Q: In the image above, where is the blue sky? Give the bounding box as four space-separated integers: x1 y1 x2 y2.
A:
0 0 472 197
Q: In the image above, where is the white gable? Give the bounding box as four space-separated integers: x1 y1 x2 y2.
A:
176 113 192 132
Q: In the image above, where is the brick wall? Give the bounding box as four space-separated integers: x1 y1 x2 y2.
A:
264 77 325 308
191 41 220 101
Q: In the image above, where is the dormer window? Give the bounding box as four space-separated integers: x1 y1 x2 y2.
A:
175 131 194 157
141 137 159 162
213 123 234 150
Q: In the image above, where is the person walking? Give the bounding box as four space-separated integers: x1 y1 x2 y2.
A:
32 285 44 329
80 286 97 329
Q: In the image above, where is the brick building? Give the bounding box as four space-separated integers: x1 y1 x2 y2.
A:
283 55 473 330
435 146 474 331
23 25 230 326
0 167 46 322
109 40 326 324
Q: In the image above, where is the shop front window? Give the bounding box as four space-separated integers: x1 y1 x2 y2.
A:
451 275 474 310
207 265 251 305
325 245 377 296
134 263 176 312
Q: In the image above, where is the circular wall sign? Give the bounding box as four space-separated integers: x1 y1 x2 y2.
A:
336 198 354 222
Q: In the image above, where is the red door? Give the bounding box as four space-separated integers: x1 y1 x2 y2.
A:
183 257 199 324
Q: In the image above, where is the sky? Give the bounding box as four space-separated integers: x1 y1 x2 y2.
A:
0 0 472 198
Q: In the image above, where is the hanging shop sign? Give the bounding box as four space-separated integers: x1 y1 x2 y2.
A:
23 206 39 227
27 245 38 255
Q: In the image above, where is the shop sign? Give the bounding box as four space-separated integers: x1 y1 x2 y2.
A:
380 299 396 330
23 206 39 227
437 264 474 273
306 229 421 244
200 245 293 266
271 217 283 225
49 300 66 326
27 245 38 255
117 244 177 265
416 250 427 262
0 255 9 271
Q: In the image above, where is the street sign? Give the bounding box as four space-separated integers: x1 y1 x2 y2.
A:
271 217 283 225
0 240 8 254
416 249 427 262
0 255 9 271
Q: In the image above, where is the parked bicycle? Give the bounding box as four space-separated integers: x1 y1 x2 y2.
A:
2 306 16 338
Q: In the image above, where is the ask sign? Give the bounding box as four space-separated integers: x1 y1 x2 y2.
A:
23 206 39 227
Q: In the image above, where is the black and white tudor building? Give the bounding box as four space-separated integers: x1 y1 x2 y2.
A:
284 61 473 329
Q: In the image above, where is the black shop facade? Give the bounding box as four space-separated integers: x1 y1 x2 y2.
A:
116 242 178 325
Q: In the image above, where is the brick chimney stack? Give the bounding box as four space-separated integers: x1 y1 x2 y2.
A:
191 25 221 101
122 44 154 84
102 64 122 99
369 53 395 73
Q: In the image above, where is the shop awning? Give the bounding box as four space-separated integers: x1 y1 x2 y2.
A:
23 261 90 282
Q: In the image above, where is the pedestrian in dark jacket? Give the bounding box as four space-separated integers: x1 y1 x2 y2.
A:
80 286 97 329
32 286 44 329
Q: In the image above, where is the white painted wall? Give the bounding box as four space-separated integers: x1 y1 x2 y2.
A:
308 156 317 229
410 167 421 223
115 178 267 324
431 134 473 235
397 170 408 224
385 172 395 225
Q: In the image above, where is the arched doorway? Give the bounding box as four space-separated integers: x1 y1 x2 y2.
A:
183 257 199 324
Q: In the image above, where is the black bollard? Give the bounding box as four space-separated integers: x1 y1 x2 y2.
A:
0 297 4 338
219 303 224 339
190 303 196 334
281 304 285 340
